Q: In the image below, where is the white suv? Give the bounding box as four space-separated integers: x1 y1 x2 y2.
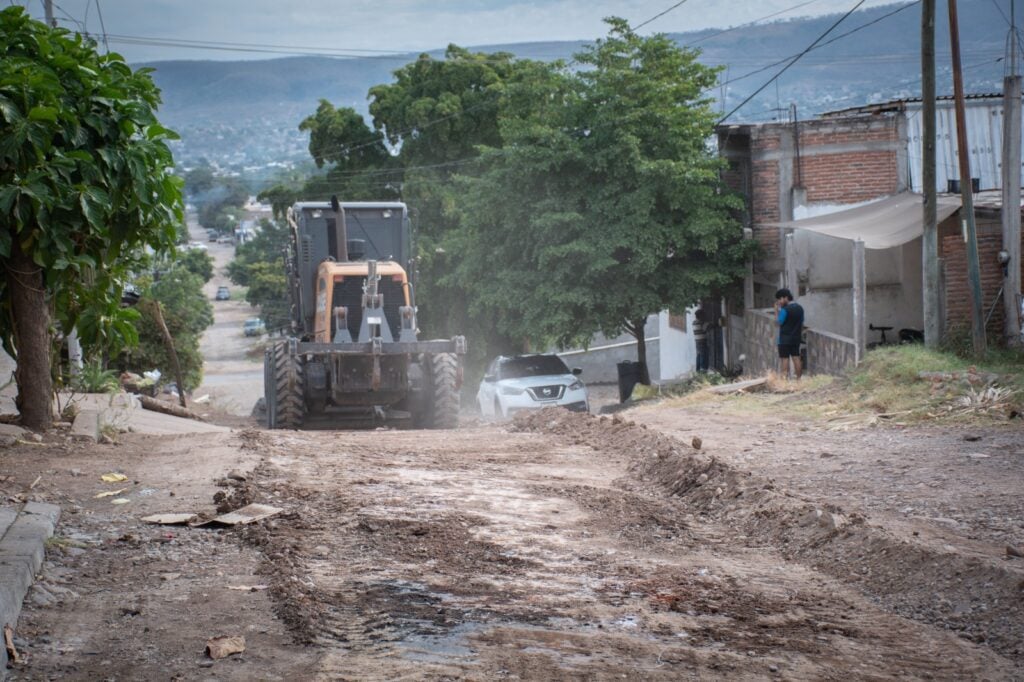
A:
477 354 589 419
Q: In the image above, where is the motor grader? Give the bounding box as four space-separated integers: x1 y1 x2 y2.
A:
263 197 465 429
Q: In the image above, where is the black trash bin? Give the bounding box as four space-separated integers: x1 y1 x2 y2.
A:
617 361 643 403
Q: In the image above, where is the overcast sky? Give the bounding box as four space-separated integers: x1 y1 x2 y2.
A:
20 0 906 62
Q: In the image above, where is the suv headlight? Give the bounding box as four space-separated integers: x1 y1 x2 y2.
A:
500 385 525 396
568 379 584 391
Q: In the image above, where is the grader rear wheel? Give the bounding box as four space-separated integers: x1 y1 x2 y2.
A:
265 340 305 429
424 352 459 429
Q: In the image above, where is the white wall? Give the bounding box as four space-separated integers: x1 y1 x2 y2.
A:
794 234 925 339
555 310 699 384
657 310 697 381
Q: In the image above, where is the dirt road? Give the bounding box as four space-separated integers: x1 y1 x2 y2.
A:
7 404 1022 679
3 219 1021 679
192 217 265 417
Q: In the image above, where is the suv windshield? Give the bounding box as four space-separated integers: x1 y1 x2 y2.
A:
498 355 570 380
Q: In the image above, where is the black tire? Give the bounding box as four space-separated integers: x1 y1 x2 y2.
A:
266 341 305 429
425 353 459 429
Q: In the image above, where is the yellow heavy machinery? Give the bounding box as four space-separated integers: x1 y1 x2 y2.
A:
263 197 465 428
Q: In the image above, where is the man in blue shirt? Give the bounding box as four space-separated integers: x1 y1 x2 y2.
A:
774 288 804 379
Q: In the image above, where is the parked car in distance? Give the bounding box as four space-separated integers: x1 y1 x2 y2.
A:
215 286 230 301
207 230 218 242
477 354 588 419
243 317 266 337
216 234 234 244
187 241 208 251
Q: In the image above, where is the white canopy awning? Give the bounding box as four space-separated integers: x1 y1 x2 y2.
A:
766 193 962 249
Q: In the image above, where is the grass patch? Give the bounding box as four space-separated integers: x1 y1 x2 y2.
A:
655 345 1022 427
842 345 1024 418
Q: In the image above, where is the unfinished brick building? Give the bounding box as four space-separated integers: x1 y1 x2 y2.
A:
718 95 1022 370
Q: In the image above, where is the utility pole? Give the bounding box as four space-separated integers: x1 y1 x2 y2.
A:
948 0 987 355
44 0 55 27
1003 3 1023 345
922 0 941 347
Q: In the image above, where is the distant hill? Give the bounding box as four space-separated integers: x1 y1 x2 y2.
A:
143 0 1007 170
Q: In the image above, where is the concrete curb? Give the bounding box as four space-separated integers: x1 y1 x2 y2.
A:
0 502 60 674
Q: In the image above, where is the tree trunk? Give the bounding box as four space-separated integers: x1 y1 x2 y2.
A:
142 299 187 409
629 317 652 385
6 240 53 430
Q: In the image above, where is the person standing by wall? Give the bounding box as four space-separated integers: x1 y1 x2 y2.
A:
774 288 804 379
693 306 709 372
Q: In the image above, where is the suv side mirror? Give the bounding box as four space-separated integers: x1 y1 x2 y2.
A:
572 367 583 376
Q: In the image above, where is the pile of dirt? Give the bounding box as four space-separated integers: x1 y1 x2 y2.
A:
512 408 1024 662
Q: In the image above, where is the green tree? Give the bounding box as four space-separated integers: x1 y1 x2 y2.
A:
452 19 753 381
244 262 290 332
226 219 291 329
366 47 551 340
183 164 215 197
176 248 215 283
0 8 182 428
122 268 213 391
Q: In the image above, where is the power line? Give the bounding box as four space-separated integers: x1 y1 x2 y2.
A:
685 0 825 46
632 0 690 31
708 1 918 99
94 0 109 53
718 0 868 123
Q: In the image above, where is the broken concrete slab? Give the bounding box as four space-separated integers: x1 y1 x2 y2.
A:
70 409 100 443
707 378 768 395
196 503 282 527
0 425 27 440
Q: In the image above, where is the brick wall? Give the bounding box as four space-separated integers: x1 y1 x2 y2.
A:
941 230 1024 338
801 151 899 203
724 114 902 272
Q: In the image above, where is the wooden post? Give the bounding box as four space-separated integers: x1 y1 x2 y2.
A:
948 0 987 355
1002 74 1022 345
852 239 867 362
921 0 941 347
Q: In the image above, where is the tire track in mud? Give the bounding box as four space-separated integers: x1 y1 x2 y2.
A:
231 424 1015 679
513 409 1024 666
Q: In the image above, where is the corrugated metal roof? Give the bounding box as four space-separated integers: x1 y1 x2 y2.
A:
904 97 1012 193
820 93 1004 117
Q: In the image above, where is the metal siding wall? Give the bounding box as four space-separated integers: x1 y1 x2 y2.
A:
906 98 1016 193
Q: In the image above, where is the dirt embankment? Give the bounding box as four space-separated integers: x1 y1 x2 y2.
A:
512 409 1024 664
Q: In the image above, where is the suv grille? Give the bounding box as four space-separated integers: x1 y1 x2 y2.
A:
528 385 565 401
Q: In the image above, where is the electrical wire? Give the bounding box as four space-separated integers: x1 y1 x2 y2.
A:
94 0 109 53
707 1 919 96
685 0 824 46
718 0 868 123
632 0 690 31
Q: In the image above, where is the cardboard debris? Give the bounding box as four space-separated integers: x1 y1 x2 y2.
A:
4 624 19 664
226 584 269 591
197 503 282 527
141 513 197 525
205 635 246 659
95 488 127 498
101 473 128 483
110 498 130 505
